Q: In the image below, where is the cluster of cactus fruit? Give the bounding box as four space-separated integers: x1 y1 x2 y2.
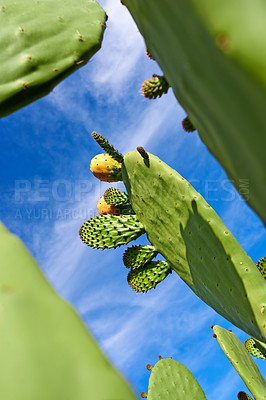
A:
139 326 266 400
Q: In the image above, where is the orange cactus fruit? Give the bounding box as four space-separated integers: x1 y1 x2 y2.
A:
90 153 122 182
97 196 117 215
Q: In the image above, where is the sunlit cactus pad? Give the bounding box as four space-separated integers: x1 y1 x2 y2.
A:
0 0 106 118
145 357 207 400
79 214 145 249
123 0 266 226
213 326 266 400
122 150 266 342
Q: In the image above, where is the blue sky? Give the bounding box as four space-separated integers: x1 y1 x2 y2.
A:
0 1 265 398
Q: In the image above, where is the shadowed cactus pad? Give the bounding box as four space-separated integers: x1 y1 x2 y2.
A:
182 116 196 132
79 214 145 249
245 337 266 360
0 0 106 118
90 154 122 182
123 0 266 226
141 75 170 99
127 260 171 293
123 245 158 269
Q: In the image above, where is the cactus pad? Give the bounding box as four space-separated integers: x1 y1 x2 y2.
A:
122 151 266 341
127 260 171 293
123 245 158 269
245 337 266 360
0 222 136 400
0 0 106 118
213 325 266 400
141 75 170 99
182 116 196 132
123 0 266 226
79 214 145 249
145 357 207 400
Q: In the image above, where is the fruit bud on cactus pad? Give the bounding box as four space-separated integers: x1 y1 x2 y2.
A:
97 196 117 215
90 154 122 182
127 260 172 293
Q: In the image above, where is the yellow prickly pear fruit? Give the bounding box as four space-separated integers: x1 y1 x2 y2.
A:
97 196 117 215
90 153 122 182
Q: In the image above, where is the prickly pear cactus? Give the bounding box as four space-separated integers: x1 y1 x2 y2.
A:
0 0 106 118
127 260 171 293
123 245 158 269
122 0 266 226
213 325 266 400
141 356 207 399
0 222 136 400
122 150 266 342
90 154 122 182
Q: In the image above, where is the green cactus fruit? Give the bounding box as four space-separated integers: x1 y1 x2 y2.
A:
90 153 122 182
245 337 266 360
123 245 158 269
238 392 254 400
213 326 266 400
145 356 207 400
122 0 266 226
141 75 170 99
127 260 171 293
79 214 145 249
0 0 106 118
256 257 266 280
182 116 196 132
104 187 129 206
91 132 124 163
103 187 134 215
0 222 136 400
122 150 266 342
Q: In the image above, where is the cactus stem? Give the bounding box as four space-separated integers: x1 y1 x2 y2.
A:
146 364 153 371
158 355 163 360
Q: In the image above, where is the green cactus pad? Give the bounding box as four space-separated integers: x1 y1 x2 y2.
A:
213 326 266 400
141 75 170 99
123 245 158 269
0 0 106 118
122 151 266 342
92 132 124 163
256 257 266 280
245 337 266 360
146 357 207 400
79 214 145 249
0 223 136 400
238 393 254 400
127 260 171 293
123 0 266 226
